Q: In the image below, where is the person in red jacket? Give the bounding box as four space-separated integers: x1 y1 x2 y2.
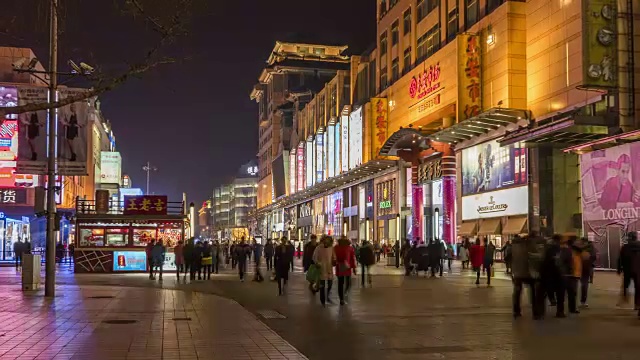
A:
469 238 486 285
334 236 357 305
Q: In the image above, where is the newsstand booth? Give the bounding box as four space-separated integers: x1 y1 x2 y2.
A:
74 195 186 273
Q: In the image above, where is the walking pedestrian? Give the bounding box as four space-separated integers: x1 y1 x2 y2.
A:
446 243 454 271
511 235 544 319
212 240 221 274
274 237 292 295
374 242 381 262
68 243 75 263
253 240 264 282
151 240 166 281
145 239 156 280
502 240 513 274
13 238 24 269
174 240 184 280
286 239 295 272
550 234 579 318
334 236 356 305
359 240 375 287
184 238 196 280
313 235 336 306
459 239 469 270
303 235 318 272
235 238 250 281
483 238 496 285
427 239 440 277
194 241 204 280
438 239 446 276
469 239 485 285
230 242 237 269
264 239 275 271
200 241 213 280
617 232 640 312
580 238 595 308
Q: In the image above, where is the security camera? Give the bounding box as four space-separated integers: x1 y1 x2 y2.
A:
80 62 95 74
27 58 39 70
11 58 27 69
68 60 82 74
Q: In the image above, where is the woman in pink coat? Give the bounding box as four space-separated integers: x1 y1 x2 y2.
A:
334 236 357 305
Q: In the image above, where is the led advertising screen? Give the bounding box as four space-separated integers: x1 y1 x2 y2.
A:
305 141 313 188
348 107 363 170
341 114 349 173
327 125 335 179
17 87 48 174
99 151 122 184
581 142 640 268
316 133 324 183
461 140 527 196
297 146 304 192
113 251 147 271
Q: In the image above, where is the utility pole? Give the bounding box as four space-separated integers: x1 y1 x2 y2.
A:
45 0 59 298
143 162 157 195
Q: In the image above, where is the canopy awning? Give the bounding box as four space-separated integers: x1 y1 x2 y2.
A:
378 128 433 157
502 216 528 235
427 108 530 145
458 221 478 236
478 218 502 235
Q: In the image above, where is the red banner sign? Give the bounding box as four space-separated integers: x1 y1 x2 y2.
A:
123 195 168 215
409 63 441 100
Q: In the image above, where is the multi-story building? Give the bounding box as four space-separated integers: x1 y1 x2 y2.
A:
212 160 258 240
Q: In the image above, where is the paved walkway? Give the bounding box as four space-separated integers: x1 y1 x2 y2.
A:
0 284 306 360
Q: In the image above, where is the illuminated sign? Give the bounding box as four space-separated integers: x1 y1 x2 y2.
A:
305 141 313 188
247 166 258 176
458 34 482 121
0 188 27 205
461 186 528 220
123 195 168 215
113 251 147 271
409 63 441 100
416 93 441 115
583 0 617 88
316 133 324 183
341 115 349 173
379 200 392 209
100 151 122 184
418 159 442 183
371 98 388 159
297 146 305 192
348 107 363 170
289 151 296 194
327 125 335 178
334 121 341 177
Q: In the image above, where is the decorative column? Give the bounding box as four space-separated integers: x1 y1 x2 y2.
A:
411 165 424 244
442 151 457 246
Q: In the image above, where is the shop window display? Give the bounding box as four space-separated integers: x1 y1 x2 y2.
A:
80 228 105 247
106 228 128 247
133 229 156 247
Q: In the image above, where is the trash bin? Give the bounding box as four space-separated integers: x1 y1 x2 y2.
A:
387 255 396 266
22 254 42 291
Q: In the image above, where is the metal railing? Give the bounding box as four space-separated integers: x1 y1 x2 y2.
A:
76 199 185 215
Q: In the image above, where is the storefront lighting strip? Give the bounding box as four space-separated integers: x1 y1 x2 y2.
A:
562 128 640 153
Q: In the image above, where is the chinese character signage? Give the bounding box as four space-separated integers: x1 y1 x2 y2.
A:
418 159 443 183
296 146 305 192
340 114 349 173
582 0 617 88
0 188 27 205
123 195 168 215
16 87 48 175
371 98 388 159
458 34 482 122
409 63 441 100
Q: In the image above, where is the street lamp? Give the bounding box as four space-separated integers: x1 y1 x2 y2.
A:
143 162 157 195
189 202 195 238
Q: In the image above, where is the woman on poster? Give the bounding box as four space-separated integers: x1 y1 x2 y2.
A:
20 111 43 161
61 103 81 162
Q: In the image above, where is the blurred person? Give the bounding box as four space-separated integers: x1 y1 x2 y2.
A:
552 234 578 317
359 240 375 287
13 238 24 269
174 240 184 280
511 235 544 319
200 241 213 280
459 239 469 270
483 238 496 285
184 238 196 281
580 238 596 308
303 235 318 272
212 240 221 274
194 241 204 280
286 239 295 272
151 240 166 281
313 235 336 306
230 242 237 269
274 237 293 295
446 242 454 271
145 239 156 280
501 240 513 274
334 236 356 305
427 239 441 278
253 239 264 282
235 238 250 281
469 239 485 285
618 232 640 313
264 239 275 271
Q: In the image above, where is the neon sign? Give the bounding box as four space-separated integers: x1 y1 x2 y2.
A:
409 63 441 100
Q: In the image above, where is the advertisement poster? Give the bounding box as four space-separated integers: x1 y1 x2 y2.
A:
582 0 617 88
341 114 349 173
458 34 482 121
113 251 147 271
371 98 388 159
163 252 177 271
334 121 341 177
16 87 48 174
461 140 527 196
306 141 313 188
58 89 90 175
99 151 122 184
316 133 323 183
327 125 335 178
289 151 296 195
349 107 363 170
296 146 304 192
581 142 640 268
461 186 528 220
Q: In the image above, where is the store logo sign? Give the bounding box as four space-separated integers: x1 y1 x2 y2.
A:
379 200 392 209
409 63 441 100
418 159 442 182
477 196 508 215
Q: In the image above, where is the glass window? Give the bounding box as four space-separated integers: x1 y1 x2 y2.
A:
380 0 387 18
80 228 104 247
416 24 441 64
447 8 459 42
392 58 400 82
487 0 505 14
106 228 129 247
403 47 412 73
133 228 157 247
380 67 388 90
380 31 388 56
466 0 479 29
417 0 438 22
390 0 398 7
391 21 399 46
403 9 411 35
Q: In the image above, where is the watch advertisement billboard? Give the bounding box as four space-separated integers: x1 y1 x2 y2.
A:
58 89 90 175
16 87 48 174
341 114 349 173
580 142 640 268
100 151 122 185
349 107 363 170
461 186 528 221
461 139 527 196
113 251 147 271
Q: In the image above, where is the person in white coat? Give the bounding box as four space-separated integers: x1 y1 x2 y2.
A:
313 235 336 306
460 239 470 270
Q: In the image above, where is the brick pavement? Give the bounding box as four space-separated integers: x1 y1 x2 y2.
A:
0 283 306 360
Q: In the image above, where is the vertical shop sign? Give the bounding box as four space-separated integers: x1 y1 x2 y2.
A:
305 141 313 188
334 121 341 176
582 0 617 88
16 87 48 174
371 98 388 159
341 114 349 173
316 133 324 183
457 34 481 122
349 107 363 169
327 124 335 179
289 151 296 195
296 146 305 192
323 131 328 181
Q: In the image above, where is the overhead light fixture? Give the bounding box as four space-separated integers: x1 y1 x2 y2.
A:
487 33 496 45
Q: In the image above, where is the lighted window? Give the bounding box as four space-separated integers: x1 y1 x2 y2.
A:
403 47 412 74
391 21 399 46
403 9 411 35
380 31 388 56
465 0 479 29
447 8 459 42
392 58 400 82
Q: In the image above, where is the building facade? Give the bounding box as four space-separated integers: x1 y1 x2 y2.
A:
212 160 258 240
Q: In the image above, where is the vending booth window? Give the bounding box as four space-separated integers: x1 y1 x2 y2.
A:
80 229 105 247
106 228 129 247
133 229 157 247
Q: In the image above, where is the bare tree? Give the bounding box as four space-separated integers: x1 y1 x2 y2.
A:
0 0 203 118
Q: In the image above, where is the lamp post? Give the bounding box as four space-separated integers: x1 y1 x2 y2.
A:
189 202 195 238
143 162 157 195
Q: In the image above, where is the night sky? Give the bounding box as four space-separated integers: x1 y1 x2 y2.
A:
2 0 375 204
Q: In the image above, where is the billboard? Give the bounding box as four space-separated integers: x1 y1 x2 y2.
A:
58 89 90 175
16 87 48 174
341 114 349 173
582 0 617 88
327 125 335 178
581 142 640 268
349 107 363 170
371 98 388 159
334 121 341 177
461 140 527 196
99 151 122 184
461 186 528 220
113 251 147 271
119 187 144 204
296 146 304 192
123 195 168 215
458 34 482 121
316 133 324 183
289 151 296 195
306 141 313 188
